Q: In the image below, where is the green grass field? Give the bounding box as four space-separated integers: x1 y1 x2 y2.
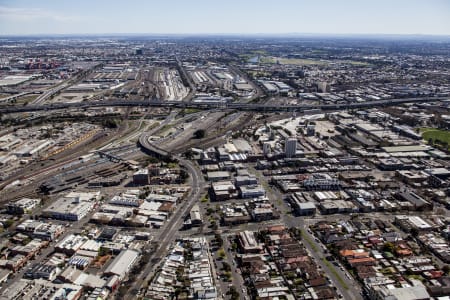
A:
259 56 276 64
184 108 201 114
276 57 328 65
339 60 371 66
420 128 450 145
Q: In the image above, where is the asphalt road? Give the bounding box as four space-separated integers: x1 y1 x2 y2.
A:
127 157 205 298
0 202 101 295
250 166 363 300
1 96 447 114
222 236 247 300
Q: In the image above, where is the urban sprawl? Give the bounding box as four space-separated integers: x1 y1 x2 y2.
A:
0 36 449 300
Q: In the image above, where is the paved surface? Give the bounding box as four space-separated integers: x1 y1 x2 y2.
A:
0 203 100 295
126 157 205 298
250 166 363 300
1 96 447 114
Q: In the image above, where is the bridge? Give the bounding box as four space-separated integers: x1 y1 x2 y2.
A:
0 96 448 114
137 133 172 160
96 150 139 169
96 150 126 163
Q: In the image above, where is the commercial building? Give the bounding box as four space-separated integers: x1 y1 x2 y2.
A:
395 191 432 211
16 220 64 241
239 185 265 198
394 215 433 232
234 175 258 187
104 249 140 280
239 230 263 253
133 169 149 185
7 198 41 214
189 204 203 227
285 137 297 158
58 266 106 289
0 279 83 300
210 180 236 201
24 263 61 281
109 195 143 207
207 171 231 182
303 173 340 190
55 234 89 255
369 285 430 300
295 202 317 216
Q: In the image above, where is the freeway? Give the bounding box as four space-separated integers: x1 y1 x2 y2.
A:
0 91 38 103
0 96 447 114
31 83 68 104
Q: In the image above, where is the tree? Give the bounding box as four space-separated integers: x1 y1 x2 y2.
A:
222 262 231 272
218 248 226 259
443 265 450 274
193 129 206 139
3 219 14 228
231 242 238 252
102 117 120 129
98 247 109 257
184 149 195 159
179 169 189 182
383 242 395 253
215 233 223 247
227 286 240 300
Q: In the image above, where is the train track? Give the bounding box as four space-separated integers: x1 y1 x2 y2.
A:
0 123 131 202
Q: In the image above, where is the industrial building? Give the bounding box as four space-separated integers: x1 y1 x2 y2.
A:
42 191 100 221
104 249 140 280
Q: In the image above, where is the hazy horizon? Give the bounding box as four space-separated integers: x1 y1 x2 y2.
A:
1 32 450 38
0 0 449 36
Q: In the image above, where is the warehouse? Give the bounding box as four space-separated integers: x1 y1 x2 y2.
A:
104 249 140 280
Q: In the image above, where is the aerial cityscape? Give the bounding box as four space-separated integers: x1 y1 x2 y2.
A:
0 1 449 300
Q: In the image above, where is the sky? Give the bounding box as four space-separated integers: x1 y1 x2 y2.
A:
0 0 449 36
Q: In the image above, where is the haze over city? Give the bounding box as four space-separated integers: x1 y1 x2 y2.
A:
0 0 449 36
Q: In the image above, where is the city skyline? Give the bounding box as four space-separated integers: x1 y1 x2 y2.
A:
1 0 449 36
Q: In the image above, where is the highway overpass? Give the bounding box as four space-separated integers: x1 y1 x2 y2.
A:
138 132 172 159
0 96 448 114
